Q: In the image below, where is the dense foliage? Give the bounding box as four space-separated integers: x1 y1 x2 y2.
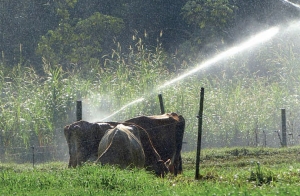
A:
1 0 299 68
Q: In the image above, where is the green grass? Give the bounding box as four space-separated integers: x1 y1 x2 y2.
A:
2 147 300 195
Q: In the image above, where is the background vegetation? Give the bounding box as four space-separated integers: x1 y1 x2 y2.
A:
1 0 300 162
1 0 299 68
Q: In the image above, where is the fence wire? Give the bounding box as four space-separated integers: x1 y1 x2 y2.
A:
1 118 299 166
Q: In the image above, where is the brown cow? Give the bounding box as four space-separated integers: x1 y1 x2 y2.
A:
97 124 145 168
64 120 114 167
125 112 185 176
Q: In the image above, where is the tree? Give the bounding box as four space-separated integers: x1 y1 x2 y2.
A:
232 0 300 38
0 0 33 66
181 0 236 53
124 0 189 51
0 0 60 67
36 12 124 66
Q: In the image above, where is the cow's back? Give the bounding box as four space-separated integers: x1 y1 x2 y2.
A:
97 125 145 168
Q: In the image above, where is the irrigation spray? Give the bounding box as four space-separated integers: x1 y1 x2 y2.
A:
100 98 145 121
280 0 300 9
104 27 279 120
99 26 280 121
157 27 279 90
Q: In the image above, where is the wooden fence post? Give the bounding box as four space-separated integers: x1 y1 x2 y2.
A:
195 87 204 180
281 108 287 147
158 94 165 114
76 100 82 121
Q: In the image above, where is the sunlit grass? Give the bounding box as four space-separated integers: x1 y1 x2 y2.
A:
2 147 300 195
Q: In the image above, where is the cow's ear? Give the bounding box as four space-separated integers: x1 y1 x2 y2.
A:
128 125 137 129
165 159 172 167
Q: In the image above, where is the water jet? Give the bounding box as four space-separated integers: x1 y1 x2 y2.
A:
99 26 280 121
157 26 279 90
100 97 145 121
280 0 300 9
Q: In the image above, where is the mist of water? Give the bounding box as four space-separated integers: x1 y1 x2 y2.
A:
157 26 279 90
98 26 280 121
100 98 145 121
280 0 300 9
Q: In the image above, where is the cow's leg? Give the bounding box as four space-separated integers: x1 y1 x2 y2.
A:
174 164 178 176
173 154 181 176
76 144 89 166
69 143 77 167
174 156 183 176
68 134 77 167
178 154 182 174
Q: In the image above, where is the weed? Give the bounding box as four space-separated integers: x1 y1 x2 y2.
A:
248 161 276 186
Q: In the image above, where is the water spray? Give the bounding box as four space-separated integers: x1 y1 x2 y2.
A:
280 0 300 9
100 97 145 121
157 26 279 90
100 26 280 121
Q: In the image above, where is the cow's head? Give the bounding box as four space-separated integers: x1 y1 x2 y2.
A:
155 159 171 178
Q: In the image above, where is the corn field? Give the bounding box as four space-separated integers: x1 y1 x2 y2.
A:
1 29 300 163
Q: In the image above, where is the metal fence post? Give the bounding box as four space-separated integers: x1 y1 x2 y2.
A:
32 145 35 168
263 130 267 147
195 87 204 180
76 100 82 121
281 108 287 147
158 94 165 114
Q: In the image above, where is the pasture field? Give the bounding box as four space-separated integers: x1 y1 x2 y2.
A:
1 147 300 195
